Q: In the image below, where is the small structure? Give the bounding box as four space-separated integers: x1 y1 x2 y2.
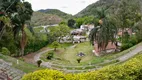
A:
71 29 84 35
93 41 117 56
77 52 85 57
73 36 87 43
80 24 94 31
117 28 133 36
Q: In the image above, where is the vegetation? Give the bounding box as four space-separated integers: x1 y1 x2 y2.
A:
31 12 63 26
48 24 70 43
0 0 33 56
75 16 94 28
38 9 73 19
0 53 44 73
37 60 42 67
22 53 142 80
89 8 117 49
41 42 142 67
68 19 76 28
1 47 10 56
51 41 60 51
24 27 48 55
1 0 142 79
47 51 54 60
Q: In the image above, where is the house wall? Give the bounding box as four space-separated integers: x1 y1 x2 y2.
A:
93 42 117 56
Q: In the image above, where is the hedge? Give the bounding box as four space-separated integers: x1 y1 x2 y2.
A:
22 54 142 80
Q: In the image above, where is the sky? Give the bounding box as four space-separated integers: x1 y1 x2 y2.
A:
25 0 98 15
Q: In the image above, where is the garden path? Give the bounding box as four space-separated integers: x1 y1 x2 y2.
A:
33 44 142 73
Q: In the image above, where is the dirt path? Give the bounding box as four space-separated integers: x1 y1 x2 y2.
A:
34 49 53 62
25 44 142 73
117 45 142 61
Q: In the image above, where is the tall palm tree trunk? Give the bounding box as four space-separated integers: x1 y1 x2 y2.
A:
20 24 27 56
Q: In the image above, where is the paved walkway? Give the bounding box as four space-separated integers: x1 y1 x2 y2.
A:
117 45 142 61
0 59 25 80
33 44 142 73
34 48 53 67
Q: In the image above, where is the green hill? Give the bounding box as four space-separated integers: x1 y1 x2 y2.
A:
75 0 141 17
31 11 63 26
38 9 73 19
31 9 73 26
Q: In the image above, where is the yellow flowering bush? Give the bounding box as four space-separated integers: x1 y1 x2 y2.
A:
22 54 142 80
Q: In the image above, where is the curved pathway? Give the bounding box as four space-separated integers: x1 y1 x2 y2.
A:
33 44 142 73
117 45 142 61
34 48 53 67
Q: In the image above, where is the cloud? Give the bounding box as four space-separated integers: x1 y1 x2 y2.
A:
80 0 86 4
61 6 68 9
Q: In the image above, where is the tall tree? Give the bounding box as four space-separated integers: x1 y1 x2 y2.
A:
116 0 141 42
89 8 117 50
68 19 76 28
11 1 33 56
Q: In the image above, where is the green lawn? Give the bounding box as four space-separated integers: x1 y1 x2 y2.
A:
41 42 142 67
91 42 142 64
47 43 73 48
41 42 94 66
0 54 45 73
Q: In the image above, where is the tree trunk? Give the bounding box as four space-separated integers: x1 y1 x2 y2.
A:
20 24 27 56
54 47 56 51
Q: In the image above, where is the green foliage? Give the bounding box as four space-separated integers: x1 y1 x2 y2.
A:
121 35 139 51
22 54 142 80
76 58 82 63
24 28 48 55
37 60 42 67
47 51 54 60
68 19 76 28
121 43 133 51
89 8 117 48
31 12 63 26
75 16 94 28
48 24 70 43
1 47 10 56
39 9 73 19
51 41 60 51
0 53 44 73
0 29 19 56
22 69 65 80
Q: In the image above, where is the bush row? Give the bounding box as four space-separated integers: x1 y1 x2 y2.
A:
22 54 142 80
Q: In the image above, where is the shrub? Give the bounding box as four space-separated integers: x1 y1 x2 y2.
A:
19 57 25 61
22 69 65 80
129 36 138 45
22 54 142 80
77 58 82 63
37 60 42 67
1 47 10 56
121 43 133 51
51 41 60 51
47 51 54 60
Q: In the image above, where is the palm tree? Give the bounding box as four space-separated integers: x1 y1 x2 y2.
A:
89 8 117 51
11 1 33 56
0 0 33 56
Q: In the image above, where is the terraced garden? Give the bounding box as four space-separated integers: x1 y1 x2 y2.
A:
38 42 142 73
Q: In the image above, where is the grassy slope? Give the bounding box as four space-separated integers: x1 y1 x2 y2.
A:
41 42 142 66
0 54 45 73
22 53 142 80
31 12 63 26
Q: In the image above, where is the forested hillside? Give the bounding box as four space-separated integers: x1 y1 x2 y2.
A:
31 12 63 26
76 0 142 17
38 9 73 19
31 9 73 26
